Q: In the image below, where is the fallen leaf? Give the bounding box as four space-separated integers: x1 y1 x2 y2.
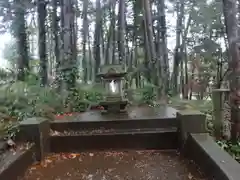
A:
188 173 193 179
30 167 36 170
68 153 80 159
50 130 61 136
45 159 52 163
7 139 16 148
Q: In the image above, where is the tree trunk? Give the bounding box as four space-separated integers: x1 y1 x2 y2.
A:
172 0 184 95
222 0 240 140
157 0 169 98
94 0 102 79
62 0 75 89
117 0 126 64
37 0 48 86
52 0 61 89
13 0 29 81
82 0 89 83
142 0 157 84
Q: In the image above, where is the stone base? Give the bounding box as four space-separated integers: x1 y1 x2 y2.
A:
99 100 128 114
177 110 207 148
19 117 50 162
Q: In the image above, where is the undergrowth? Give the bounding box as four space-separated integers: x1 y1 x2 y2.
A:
3 77 240 163
169 96 240 163
0 77 105 139
0 75 157 139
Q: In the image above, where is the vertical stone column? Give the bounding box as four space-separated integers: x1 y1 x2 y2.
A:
19 117 50 162
212 89 230 138
177 110 207 147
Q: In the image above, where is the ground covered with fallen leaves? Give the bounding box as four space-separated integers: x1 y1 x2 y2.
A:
21 150 208 180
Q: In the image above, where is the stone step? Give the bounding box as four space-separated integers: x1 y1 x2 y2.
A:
50 127 179 152
50 117 178 132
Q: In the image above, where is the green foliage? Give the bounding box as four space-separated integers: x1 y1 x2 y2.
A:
0 78 106 138
141 85 156 104
76 83 104 103
217 140 240 162
169 97 214 133
170 97 240 162
127 84 157 105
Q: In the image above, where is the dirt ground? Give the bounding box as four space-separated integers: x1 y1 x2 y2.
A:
21 150 208 180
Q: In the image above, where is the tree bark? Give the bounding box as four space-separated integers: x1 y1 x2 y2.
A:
172 0 184 95
13 0 29 81
117 0 126 64
94 0 102 78
222 0 240 140
37 0 48 86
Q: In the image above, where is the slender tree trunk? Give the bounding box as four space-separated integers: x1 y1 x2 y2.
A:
82 0 89 83
37 0 48 86
142 0 157 84
13 0 29 81
94 0 102 79
118 0 126 64
157 0 169 98
52 0 60 89
172 0 184 95
62 0 75 89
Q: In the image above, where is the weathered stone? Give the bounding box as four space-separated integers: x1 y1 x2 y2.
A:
97 64 129 114
177 110 207 144
212 89 230 138
0 140 7 152
183 133 240 180
19 117 50 162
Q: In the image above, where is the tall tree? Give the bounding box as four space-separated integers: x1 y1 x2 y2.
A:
82 0 89 83
142 0 157 83
117 0 126 64
37 0 47 85
172 0 185 95
13 0 29 81
222 0 240 140
62 0 76 89
94 0 102 77
52 0 60 88
157 0 169 97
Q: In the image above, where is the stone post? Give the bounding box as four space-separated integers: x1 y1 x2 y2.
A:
212 89 230 138
177 110 207 147
19 117 50 162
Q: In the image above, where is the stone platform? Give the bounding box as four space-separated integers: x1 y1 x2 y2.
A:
49 105 179 152
13 105 240 180
51 105 178 131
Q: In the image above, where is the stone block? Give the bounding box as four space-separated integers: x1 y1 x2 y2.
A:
177 110 207 143
19 117 50 162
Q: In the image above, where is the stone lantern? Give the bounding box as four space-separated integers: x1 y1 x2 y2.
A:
97 65 128 113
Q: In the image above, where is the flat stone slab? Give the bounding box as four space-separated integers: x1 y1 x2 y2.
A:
55 105 178 122
185 133 240 180
21 150 208 180
0 143 35 180
20 117 48 125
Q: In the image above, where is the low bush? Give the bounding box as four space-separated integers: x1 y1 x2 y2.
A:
0 79 106 139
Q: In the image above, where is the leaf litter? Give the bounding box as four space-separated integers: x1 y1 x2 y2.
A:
21 150 209 180
50 128 116 136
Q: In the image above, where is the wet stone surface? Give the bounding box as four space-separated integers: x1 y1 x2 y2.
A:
21 150 208 180
0 143 34 174
55 105 177 121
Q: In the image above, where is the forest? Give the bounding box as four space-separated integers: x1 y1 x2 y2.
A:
0 0 240 162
